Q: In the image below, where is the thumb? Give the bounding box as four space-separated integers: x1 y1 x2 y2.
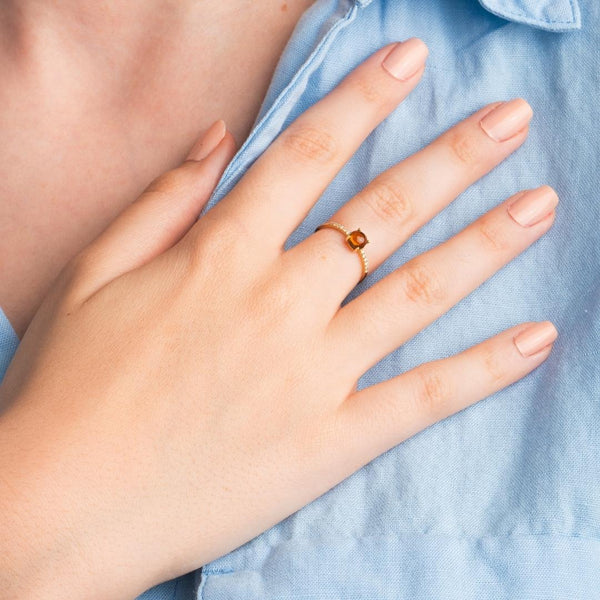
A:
185 118 231 161
67 119 236 298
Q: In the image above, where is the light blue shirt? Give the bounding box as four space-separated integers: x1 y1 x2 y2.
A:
2 0 598 598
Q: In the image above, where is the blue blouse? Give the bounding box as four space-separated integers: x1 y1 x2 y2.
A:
2 0 598 598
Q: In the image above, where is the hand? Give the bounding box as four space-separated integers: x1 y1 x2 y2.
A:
0 38 558 600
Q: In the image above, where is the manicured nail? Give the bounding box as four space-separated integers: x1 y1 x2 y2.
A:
479 98 533 142
514 321 558 358
508 185 559 227
186 119 226 161
382 38 429 81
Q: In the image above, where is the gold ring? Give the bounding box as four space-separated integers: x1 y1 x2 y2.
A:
314 221 369 282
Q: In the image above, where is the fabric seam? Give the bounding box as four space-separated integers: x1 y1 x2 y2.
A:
478 0 579 27
201 530 600 578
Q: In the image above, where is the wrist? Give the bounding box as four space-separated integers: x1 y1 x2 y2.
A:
0 403 86 598
0 399 148 600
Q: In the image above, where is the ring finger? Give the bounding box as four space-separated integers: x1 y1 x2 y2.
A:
285 98 533 307
328 185 558 375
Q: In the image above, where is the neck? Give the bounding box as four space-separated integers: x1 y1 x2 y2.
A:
0 0 214 70
1 0 197 32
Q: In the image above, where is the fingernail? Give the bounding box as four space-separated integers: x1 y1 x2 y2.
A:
514 321 558 358
479 98 533 142
382 38 429 81
186 119 226 161
508 185 559 227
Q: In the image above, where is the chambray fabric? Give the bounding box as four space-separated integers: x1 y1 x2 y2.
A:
1 0 599 598
0 307 18 381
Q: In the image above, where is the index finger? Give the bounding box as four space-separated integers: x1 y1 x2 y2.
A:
206 39 429 252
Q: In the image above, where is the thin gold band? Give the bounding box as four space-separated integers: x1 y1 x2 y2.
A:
314 221 370 282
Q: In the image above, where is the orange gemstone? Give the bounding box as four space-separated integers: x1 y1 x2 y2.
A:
347 229 368 249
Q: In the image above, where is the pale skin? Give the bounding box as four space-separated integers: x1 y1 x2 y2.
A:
0 4 560 600
0 0 314 337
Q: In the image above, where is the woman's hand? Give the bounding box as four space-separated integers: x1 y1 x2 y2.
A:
0 38 558 600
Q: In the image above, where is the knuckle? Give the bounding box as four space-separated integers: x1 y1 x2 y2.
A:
354 75 386 106
185 216 243 274
412 364 453 417
481 344 508 383
282 125 338 165
477 215 511 252
446 128 483 168
401 261 447 306
350 67 407 114
362 177 414 230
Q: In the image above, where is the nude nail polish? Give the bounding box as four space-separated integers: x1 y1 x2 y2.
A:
479 99 533 142
514 321 558 358
186 119 227 161
508 186 559 227
382 38 429 81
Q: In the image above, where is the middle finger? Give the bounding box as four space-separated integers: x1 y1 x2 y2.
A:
203 39 429 251
285 98 533 307
329 184 558 376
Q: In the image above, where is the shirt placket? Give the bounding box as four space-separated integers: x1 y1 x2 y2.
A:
199 0 368 218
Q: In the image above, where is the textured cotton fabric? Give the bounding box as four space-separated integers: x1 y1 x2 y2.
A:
1 0 598 598
0 307 19 381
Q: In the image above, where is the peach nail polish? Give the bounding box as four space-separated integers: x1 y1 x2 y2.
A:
479 99 533 142
508 185 559 227
382 38 429 81
514 321 558 358
186 120 227 161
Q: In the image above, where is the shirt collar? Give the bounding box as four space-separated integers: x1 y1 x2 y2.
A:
476 0 581 31
354 0 581 31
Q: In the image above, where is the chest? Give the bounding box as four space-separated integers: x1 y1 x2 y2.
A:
0 0 313 335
